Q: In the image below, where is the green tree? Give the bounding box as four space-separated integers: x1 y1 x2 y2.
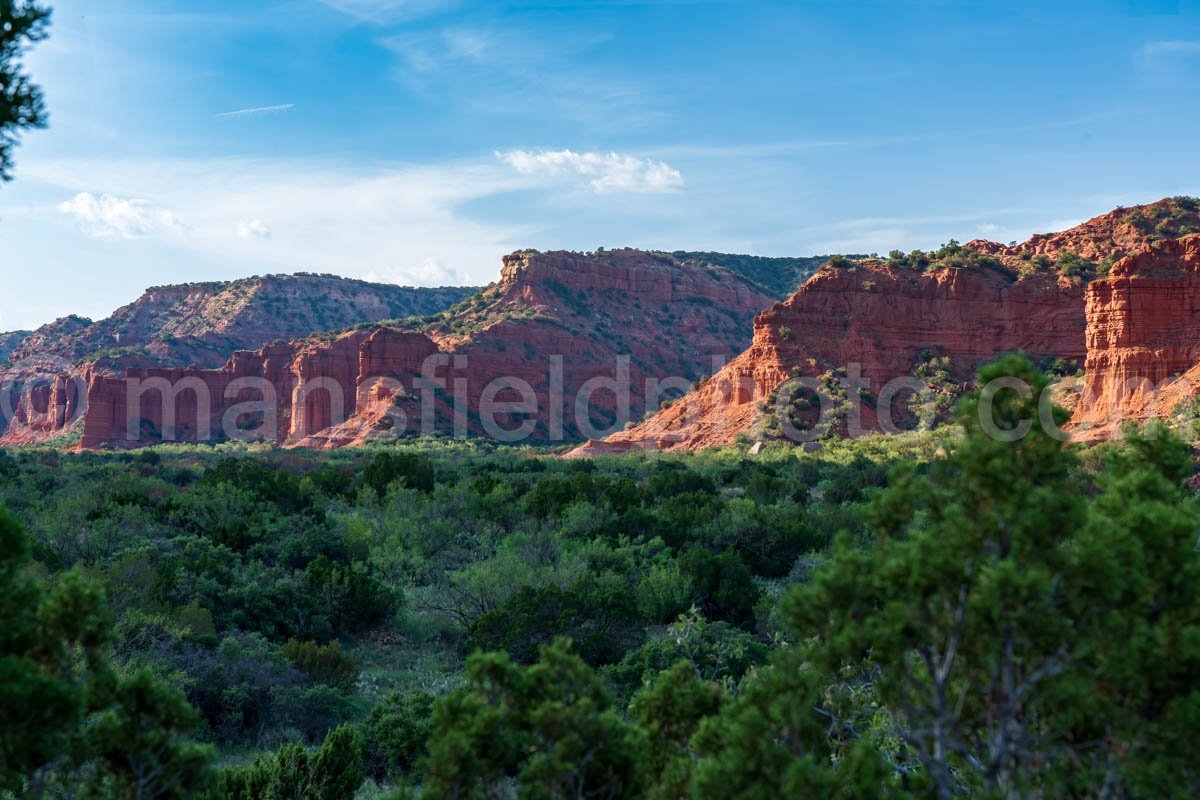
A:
1063 423 1200 797
629 661 723 800
363 691 435 780
689 648 898 799
468 572 644 667
677 548 759 630
0 1 50 181
0 504 113 797
788 357 1200 797
790 355 1085 797
307 725 365 800
423 639 644 800
214 725 363 800
83 670 215 800
364 452 435 498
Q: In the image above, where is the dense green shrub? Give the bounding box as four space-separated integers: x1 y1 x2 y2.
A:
469 572 645 666
364 452 436 497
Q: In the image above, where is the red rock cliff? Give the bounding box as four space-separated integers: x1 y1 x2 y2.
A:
1070 235 1200 440
76 329 442 449
572 260 1087 454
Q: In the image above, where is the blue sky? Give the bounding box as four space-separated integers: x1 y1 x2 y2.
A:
2 0 1200 330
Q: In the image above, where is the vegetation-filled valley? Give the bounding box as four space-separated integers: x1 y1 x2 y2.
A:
3 2 1200 796
3 356 1199 798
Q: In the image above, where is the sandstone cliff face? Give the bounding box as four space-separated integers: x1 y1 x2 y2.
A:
75 329 442 449
573 200 1200 456
1069 236 1200 440
572 260 1087 454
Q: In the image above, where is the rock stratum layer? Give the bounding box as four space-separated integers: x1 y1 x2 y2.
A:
7 249 774 449
1069 235 1200 440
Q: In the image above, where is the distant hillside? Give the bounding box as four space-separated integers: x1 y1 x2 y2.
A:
964 196 1200 277
665 252 847 299
8 274 479 370
0 331 30 363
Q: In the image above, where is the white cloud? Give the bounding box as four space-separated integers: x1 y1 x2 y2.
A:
57 192 186 239
237 219 272 240
364 257 458 286
496 149 685 194
29 156 536 289
977 223 1000 235
216 104 295 119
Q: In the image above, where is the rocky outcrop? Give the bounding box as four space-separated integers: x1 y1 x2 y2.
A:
1069 236 1200 440
571 260 1087 454
571 200 1200 456
0 331 31 364
0 366 88 445
964 197 1200 268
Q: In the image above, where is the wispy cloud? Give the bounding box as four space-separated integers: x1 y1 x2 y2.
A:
316 0 458 24
654 109 1149 163
236 219 272 240
1140 40 1200 63
497 149 684 194
216 103 296 119
1137 41 1200 82
384 28 495 72
58 192 186 240
377 25 658 131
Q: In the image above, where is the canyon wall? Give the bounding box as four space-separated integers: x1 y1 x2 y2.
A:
572 261 1088 454
1069 236 1200 440
75 329 443 449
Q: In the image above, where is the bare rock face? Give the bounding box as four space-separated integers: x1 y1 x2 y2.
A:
76 329 443 449
571 260 1087 454
1070 235 1200 440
